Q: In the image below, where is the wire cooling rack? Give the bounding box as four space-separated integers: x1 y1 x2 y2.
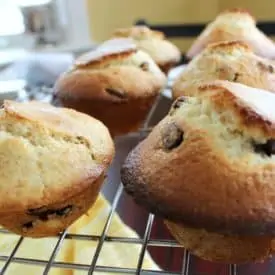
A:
0 85 273 275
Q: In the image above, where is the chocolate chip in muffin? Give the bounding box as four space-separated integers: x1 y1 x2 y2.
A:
161 123 184 150
253 139 275 156
23 221 34 230
257 61 274 73
27 205 73 221
233 73 240 82
27 206 48 215
105 88 127 99
140 62 149 71
169 97 186 115
56 205 73 216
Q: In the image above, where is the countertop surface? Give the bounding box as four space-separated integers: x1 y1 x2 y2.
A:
0 42 96 68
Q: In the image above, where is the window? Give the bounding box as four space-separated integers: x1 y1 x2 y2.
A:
0 1 25 36
0 0 52 36
14 0 52 7
0 0 91 50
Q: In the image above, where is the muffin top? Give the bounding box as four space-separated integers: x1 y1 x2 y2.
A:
75 38 137 66
55 38 166 101
173 81 275 139
216 8 255 24
187 8 275 59
113 26 181 67
122 81 275 235
113 26 164 40
173 41 275 98
74 38 163 76
0 100 114 211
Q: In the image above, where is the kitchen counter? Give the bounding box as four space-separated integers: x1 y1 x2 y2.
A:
0 42 96 68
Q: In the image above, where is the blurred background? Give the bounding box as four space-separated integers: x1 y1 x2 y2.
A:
1 1 275 274
87 0 275 53
1 0 275 54
1 0 275 88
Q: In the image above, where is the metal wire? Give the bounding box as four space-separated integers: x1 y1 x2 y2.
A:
42 230 68 275
229 264 237 275
0 229 181 248
88 183 124 274
143 94 162 129
136 214 155 275
0 254 181 274
181 250 190 275
0 236 23 274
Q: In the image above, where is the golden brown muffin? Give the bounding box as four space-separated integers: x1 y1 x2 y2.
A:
54 38 166 136
173 41 275 99
113 26 181 74
165 221 275 263
0 100 114 237
121 80 275 263
187 8 275 60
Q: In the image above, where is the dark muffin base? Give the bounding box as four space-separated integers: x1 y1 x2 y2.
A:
58 95 158 136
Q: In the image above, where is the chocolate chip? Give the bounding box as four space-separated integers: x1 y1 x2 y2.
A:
233 73 240 82
169 97 186 115
39 214 50 221
161 123 184 150
253 139 275 156
56 205 73 216
27 205 73 221
27 206 48 215
173 97 186 109
23 221 33 229
105 88 126 99
269 65 274 73
29 208 56 221
140 62 149 71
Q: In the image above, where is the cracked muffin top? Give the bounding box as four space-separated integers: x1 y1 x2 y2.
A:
173 41 275 99
113 26 181 71
122 81 275 235
187 8 275 59
0 100 114 211
54 38 166 101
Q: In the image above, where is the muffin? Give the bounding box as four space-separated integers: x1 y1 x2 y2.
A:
113 26 181 74
187 8 275 60
0 100 114 237
121 80 275 263
165 221 275 263
54 38 166 136
173 40 275 99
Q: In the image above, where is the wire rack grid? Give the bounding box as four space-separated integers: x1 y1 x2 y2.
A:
0 84 263 275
